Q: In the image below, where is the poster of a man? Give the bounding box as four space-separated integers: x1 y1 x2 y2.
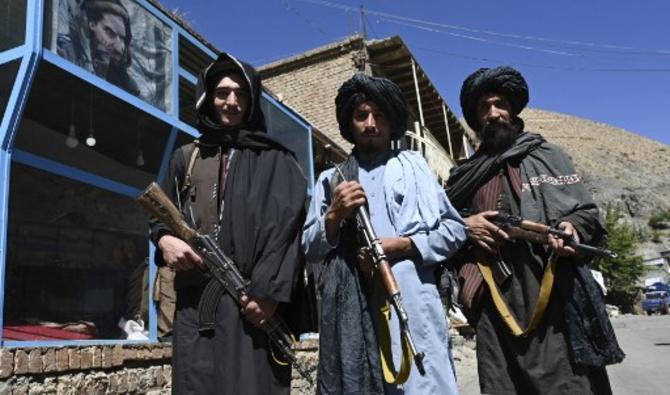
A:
52 0 172 111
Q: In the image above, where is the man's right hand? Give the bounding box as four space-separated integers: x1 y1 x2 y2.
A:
157 235 204 271
324 180 366 241
464 210 510 255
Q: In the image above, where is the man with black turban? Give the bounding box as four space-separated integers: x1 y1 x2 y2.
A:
150 53 307 394
446 66 624 394
303 73 466 394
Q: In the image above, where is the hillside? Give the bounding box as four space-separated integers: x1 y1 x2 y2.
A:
522 108 670 258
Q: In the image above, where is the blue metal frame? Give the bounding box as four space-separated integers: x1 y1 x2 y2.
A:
0 0 44 347
41 50 199 137
0 46 27 66
146 126 178 342
0 0 316 347
12 149 142 197
178 68 198 85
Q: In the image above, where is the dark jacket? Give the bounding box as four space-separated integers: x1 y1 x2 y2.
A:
446 132 624 368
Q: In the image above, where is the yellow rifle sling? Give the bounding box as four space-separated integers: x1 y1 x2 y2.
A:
378 300 412 384
477 254 557 337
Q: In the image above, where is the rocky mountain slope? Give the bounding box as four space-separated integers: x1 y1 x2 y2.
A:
521 108 670 258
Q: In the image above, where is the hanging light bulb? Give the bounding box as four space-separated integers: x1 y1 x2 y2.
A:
66 99 78 148
86 91 96 147
136 150 145 167
86 128 96 147
65 124 79 148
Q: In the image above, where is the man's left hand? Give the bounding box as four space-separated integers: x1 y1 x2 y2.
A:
547 221 580 256
240 295 277 328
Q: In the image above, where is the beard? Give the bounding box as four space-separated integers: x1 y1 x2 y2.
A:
478 119 521 153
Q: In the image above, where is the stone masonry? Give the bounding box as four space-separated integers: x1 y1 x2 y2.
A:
0 344 172 394
260 44 359 152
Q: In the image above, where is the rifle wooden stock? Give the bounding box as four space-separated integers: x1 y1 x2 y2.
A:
137 182 196 242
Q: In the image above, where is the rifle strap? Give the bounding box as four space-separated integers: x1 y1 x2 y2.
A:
477 251 557 337
378 300 412 384
180 144 200 194
197 278 225 332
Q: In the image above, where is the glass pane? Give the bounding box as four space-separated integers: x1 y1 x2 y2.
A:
0 0 26 52
0 58 21 123
178 76 197 127
178 34 213 78
3 163 150 341
14 61 170 189
45 0 173 112
260 96 312 179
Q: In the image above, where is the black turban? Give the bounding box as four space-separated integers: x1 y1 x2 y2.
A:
335 73 408 143
459 66 529 132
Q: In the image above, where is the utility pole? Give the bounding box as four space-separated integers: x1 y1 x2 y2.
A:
359 5 367 39
354 4 372 75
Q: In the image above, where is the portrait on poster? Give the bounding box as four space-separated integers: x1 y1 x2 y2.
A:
49 0 173 112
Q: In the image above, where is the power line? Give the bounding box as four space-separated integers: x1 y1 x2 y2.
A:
294 0 670 56
281 0 329 38
413 46 670 73
381 17 577 57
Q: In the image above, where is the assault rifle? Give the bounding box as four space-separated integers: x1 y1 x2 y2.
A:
137 182 313 383
462 211 617 285
325 150 426 379
492 213 617 259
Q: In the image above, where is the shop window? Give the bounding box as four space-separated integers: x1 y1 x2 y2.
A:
0 58 21 123
178 34 214 78
14 61 170 189
3 163 150 341
0 0 26 52
178 76 197 127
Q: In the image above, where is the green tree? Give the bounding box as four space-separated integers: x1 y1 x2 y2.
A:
591 204 646 313
648 209 670 230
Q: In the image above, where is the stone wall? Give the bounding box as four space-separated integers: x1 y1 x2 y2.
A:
0 336 477 394
261 50 357 152
0 344 172 394
0 342 323 394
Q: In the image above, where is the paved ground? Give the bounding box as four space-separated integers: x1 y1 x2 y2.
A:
608 314 670 394
454 313 670 394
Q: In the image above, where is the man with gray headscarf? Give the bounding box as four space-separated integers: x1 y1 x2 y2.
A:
447 66 624 394
302 73 466 394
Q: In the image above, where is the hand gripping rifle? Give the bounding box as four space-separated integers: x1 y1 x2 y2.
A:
461 211 617 286
491 213 618 259
137 182 313 384
325 151 426 381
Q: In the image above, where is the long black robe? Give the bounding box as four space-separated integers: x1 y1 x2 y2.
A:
149 53 308 395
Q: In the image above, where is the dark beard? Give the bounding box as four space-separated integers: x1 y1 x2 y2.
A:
478 120 520 153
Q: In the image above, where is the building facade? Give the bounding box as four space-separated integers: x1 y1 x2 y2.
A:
259 34 470 184
0 0 314 391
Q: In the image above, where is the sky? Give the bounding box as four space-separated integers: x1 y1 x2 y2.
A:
159 0 670 145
